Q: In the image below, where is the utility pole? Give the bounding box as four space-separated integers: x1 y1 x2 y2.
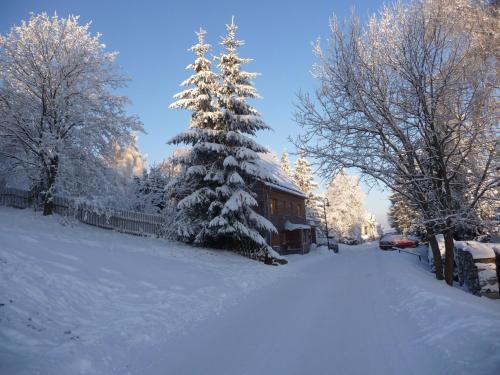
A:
322 197 338 253
322 197 332 251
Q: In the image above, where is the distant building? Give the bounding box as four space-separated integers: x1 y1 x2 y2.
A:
361 213 379 241
255 153 314 255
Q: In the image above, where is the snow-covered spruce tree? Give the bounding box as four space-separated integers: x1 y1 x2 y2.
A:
293 151 318 199
133 164 171 214
203 19 279 258
387 191 425 237
280 150 293 179
0 13 142 215
167 28 223 242
292 150 323 230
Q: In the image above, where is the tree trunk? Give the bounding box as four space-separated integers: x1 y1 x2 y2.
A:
443 229 455 286
427 228 444 281
42 193 54 215
42 156 59 216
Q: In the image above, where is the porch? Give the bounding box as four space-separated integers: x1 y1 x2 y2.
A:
272 221 313 255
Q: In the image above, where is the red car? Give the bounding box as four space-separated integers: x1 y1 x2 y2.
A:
379 234 418 250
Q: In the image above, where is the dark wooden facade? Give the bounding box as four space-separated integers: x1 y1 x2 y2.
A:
255 181 312 255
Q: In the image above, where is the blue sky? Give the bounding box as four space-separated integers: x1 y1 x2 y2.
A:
0 0 390 228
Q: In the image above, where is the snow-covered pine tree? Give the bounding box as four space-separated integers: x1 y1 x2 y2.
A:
387 190 424 237
204 18 278 257
292 151 322 231
167 28 223 242
293 151 318 198
133 164 171 214
280 150 293 179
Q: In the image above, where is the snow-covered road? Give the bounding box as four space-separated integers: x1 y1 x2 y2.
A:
155 244 500 375
1 207 500 374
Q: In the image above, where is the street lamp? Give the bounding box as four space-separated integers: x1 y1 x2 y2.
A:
322 197 335 252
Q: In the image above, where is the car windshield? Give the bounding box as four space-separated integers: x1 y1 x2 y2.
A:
382 234 404 241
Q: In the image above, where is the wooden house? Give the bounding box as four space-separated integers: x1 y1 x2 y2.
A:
255 153 314 255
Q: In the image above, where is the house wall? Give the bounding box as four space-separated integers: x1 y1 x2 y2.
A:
361 221 378 240
255 182 310 253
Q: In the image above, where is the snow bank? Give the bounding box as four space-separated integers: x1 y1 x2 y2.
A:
0 207 287 375
2 206 500 374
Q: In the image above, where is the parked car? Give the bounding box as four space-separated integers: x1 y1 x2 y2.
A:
339 237 359 245
379 234 418 250
317 235 339 253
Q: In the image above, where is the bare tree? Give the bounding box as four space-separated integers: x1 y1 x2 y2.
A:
294 0 499 284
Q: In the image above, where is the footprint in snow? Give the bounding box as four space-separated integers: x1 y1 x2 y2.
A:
138 281 157 289
18 234 39 244
170 285 185 291
98 278 125 288
49 250 80 261
46 260 79 272
100 267 121 275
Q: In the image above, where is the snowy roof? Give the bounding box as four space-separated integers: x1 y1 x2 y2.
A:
256 153 308 199
284 220 311 231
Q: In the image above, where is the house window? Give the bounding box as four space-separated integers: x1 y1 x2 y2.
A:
296 204 302 217
289 201 293 213
271 198 278 215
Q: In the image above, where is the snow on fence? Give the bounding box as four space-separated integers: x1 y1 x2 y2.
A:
0 188 169 238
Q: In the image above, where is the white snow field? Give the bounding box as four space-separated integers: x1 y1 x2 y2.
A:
1 207 500 375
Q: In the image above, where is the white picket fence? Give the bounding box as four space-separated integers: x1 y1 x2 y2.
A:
0 187 288 265
0 187 32 208
0 187 169 237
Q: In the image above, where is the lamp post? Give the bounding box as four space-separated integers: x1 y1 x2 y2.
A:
322 197 332 251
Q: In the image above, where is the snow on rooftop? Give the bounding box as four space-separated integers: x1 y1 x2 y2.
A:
256 152 308 198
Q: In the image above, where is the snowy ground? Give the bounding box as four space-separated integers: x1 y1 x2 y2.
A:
1 207 500 375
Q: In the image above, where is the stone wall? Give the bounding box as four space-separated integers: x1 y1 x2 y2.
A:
456 247 499 298
495 247 500 291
